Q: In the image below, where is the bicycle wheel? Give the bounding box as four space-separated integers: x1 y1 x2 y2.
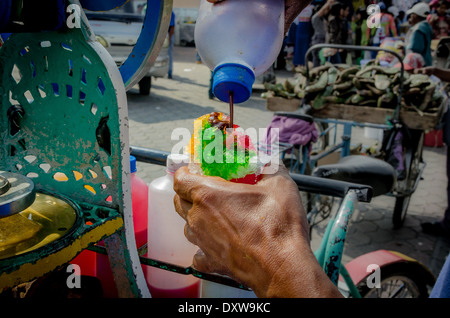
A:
393 196 411 229
298 193 333 240
357 263 430 298
392 130 424 229
305 190 336 238
289 162 335 233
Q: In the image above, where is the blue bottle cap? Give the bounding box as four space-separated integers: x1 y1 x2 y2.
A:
212 63 255 103
130 155 137 173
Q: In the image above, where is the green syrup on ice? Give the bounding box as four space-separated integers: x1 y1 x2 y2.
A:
194 113 256 180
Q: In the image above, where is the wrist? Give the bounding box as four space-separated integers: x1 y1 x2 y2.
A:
263 239 343 298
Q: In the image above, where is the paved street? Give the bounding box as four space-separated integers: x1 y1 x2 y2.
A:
127 46 450 284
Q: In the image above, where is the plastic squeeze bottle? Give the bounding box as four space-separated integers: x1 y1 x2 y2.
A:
129 155 149 247
195 0 284 104
71 155 148 298
146 154 201 298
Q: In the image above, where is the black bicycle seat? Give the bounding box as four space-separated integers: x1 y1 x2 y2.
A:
312 155 396 197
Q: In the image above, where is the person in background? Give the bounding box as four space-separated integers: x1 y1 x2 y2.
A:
167 11 175 79
293 2 314 68
351 7 369 64
367 2 398 59
325 2 347 64
404 2 433 66
310 0 335 67
417 66 450 238
428 0 450 39
388 5 401 32
396 10 407 36
351 6 365 46
338 2 351 63
284 18 297 70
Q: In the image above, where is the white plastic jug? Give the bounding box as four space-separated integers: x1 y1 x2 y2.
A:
146 154 201 298
195 0 284 103
202 280 257 298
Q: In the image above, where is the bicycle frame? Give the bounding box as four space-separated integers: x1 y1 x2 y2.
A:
313 191 364 298
289 172 372 298
310 117 426 198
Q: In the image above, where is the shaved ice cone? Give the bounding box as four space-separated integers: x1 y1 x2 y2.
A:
185 112 263 184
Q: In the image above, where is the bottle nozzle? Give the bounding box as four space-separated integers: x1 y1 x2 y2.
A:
212 63 255 104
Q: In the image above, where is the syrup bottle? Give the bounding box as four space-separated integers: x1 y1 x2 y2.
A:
195 0 284 104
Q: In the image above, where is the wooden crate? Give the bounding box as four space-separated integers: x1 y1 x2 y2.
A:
266 97 301 112
310 104 444 131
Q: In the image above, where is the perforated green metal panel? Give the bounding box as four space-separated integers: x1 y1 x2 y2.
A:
0 30 122 209
0 24 150 296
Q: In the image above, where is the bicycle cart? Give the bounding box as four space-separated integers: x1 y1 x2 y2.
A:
300 44 446 229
